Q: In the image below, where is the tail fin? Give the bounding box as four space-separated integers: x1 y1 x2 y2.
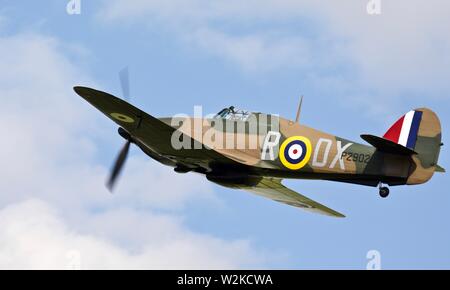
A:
384 108 443 184
383 110 423 149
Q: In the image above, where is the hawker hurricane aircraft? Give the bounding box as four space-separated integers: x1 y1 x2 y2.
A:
74 85 444 218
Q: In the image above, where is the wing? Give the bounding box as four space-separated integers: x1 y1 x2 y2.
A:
75 86 177 153
73 86 233 166
243 178 345 217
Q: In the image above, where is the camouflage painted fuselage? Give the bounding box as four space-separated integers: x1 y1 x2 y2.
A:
149 115 421 188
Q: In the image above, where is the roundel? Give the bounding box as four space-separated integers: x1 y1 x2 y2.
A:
279 136 312 170
110 112 135 123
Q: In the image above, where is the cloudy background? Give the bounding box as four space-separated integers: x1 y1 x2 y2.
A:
0 0 449 269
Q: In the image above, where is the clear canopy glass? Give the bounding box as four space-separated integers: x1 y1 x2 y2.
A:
214 106 252 121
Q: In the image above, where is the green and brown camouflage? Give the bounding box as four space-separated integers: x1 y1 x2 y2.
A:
74 86 444 218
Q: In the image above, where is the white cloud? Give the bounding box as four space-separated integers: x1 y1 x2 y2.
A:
190 28 311 72
314 1 450 95
98 0 450 116
0 31 215 210
0 30 271 269
0 199 264 269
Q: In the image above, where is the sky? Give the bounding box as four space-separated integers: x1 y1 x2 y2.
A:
0 0 449 269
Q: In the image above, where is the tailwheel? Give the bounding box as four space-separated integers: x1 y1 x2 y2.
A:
379 186 390 198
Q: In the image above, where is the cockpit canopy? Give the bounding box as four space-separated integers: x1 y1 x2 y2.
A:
214 106 252 121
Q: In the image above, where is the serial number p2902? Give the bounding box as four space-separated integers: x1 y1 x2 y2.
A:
341 152 371 164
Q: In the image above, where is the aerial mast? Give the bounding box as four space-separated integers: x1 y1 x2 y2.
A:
295 95 303 123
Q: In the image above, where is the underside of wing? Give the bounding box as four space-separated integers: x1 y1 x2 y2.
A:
209 176 345 218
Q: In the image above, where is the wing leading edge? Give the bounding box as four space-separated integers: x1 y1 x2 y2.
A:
73 86 235 163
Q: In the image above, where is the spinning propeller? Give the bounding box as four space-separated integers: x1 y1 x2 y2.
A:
106 67 132 192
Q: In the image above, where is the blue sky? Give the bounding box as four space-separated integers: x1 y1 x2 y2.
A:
0 0 449 269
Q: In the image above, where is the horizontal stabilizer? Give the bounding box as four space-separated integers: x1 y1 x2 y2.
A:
361 134 417 155
435 165 446 173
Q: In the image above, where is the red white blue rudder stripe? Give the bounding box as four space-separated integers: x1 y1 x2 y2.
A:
383 110 423 149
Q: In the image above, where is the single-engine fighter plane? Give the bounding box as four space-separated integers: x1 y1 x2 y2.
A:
74 85 444 218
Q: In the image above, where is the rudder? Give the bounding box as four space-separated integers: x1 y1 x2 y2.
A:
385 108 443 184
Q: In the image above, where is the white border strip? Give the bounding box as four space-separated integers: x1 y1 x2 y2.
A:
398 111 415 146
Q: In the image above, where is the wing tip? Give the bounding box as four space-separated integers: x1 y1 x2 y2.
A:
73 86 122 103
73 85 85 92
325 210 345 218
73 86 93 98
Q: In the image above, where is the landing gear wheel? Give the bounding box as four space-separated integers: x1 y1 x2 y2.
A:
379 187 390 198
